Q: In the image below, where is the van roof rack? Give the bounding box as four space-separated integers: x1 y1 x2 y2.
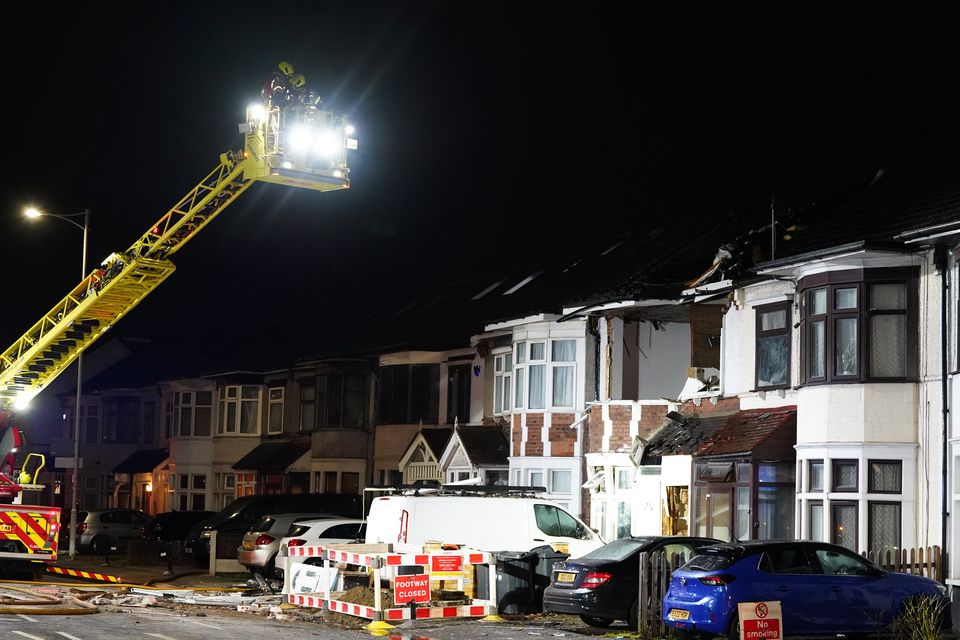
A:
438 484 547 497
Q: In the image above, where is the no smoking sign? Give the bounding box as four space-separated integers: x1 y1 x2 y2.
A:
737 601 782 640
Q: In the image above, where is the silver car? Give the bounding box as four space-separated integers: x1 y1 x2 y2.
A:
77 509 154 554
237 512 333 576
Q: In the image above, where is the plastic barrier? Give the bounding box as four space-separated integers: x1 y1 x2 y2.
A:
284 545 497 624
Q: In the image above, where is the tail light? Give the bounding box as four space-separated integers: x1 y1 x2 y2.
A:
581 571 613 589
77 523 87 534
254 534 275 546
287 539 306 547
699 574 736 586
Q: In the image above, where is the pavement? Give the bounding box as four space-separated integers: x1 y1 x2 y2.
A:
41 553 253 590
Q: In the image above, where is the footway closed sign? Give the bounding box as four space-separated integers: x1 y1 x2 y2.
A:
394 573 430 604
737 601 783 640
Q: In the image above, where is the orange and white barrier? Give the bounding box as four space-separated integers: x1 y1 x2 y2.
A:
284 545 497 624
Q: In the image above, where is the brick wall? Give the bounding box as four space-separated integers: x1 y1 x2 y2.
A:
512 414 522 457
585 405 605 452
525 413 544 456
549 413 577 456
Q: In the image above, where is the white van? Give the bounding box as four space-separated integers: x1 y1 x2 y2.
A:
364 494 604 557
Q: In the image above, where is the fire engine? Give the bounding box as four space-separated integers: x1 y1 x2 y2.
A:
0 62 355 576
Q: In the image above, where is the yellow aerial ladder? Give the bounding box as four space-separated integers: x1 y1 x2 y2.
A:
0 62 356 413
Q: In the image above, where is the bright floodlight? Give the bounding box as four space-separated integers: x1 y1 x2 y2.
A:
288 126 313 154
13 395 31 411
344 124 355 135
24 207 42 219
248 103 266 123
314 131 340 157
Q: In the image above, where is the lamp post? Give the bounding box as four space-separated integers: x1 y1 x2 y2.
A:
24 207 89 560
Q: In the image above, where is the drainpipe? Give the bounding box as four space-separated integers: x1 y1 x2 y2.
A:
936 245 950 578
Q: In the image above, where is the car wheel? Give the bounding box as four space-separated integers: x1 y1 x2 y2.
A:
91 535 110 555
727 611 740 640
579 615 614 628
628 596 639 631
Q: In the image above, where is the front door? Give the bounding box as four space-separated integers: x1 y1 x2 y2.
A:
693 486 734 541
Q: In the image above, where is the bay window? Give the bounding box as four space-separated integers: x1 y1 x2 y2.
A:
218 385 261 435
494 352 513 415
512 338 578 410
800 269 917 384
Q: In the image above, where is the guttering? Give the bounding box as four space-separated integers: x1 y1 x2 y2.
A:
897 220 960 244
755 241 912 273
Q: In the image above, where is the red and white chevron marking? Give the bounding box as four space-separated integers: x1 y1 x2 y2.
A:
288 594 325 608
326 598 376 619
288 546 492 568
383 604 494 621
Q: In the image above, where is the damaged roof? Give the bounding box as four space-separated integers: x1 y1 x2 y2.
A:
694 407 797 458
641 411 731 462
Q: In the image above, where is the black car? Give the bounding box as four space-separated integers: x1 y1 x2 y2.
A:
142 511 216 543
184 493 362 560
543 535 719 629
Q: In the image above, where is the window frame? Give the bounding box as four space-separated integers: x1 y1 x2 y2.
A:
217 384 262 436
830 500 859 551
493 351 513 416
868 500 902 553
755 301 792 390
832 459 859 492
799 269 918 385
175 390 213 438
808 459 824 492
867 459 902 494
267 387 284 435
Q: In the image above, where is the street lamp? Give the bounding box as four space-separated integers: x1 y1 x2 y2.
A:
24 206 90 560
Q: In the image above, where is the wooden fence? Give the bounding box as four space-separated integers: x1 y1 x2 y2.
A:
637 550 685 636
861 545 942 582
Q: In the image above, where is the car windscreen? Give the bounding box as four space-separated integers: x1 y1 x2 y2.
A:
250 516 275 533
683 551 738 571
210 497 255 522
578 537 655 562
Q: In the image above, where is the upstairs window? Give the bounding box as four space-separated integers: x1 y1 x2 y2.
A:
494 352 513 415
755 302 791 389
218 385 260 435
377 365 439 424
800 270 917 384
174 391 212 438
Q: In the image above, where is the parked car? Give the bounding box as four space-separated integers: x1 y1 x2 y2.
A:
275 517 366 577
663 540 950 639
77 509 154 553
237 512 335 576
543 535 719 629
142 510 216 543
184 493 362 560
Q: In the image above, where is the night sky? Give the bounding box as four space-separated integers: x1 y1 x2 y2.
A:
2 3 959 352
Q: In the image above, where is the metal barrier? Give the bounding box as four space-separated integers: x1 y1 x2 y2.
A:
284 544 497 624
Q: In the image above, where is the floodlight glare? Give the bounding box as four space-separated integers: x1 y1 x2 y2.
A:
314 131 340 157
288 126 313 154
13 395 31 411
344 124 355 136
248 104 266 123
24 207 42 219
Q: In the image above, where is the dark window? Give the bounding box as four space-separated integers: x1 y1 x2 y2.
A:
868 460 901 494
800 270 917 384
756 302 791 389
697 462 734 482
808 460 824 492
832 460 858 492
321 523 365 539
759 546 811 574
103 398 139 443
831 501 858 551
299 381 316 431
446 364 472 424
377 364 440 424
143 401 156 443
868 501 901 553
316 373 367 429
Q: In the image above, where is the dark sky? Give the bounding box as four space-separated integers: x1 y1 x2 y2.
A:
2 3 959 350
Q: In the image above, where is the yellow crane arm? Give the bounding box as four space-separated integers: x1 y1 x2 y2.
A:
0 68 354 411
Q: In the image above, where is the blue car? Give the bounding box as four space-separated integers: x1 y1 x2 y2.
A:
663 540 949 639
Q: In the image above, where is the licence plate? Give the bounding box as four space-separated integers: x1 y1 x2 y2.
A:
242 540 255 550
669 609 690 620
556 572 577 583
